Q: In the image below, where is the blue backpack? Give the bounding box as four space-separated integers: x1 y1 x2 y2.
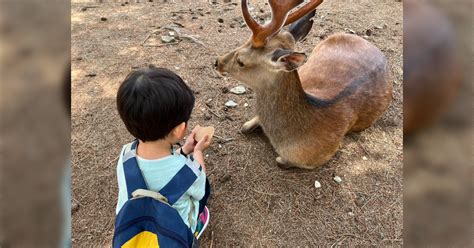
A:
113 141 199 248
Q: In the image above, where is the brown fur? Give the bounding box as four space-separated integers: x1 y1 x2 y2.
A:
217 32 392 169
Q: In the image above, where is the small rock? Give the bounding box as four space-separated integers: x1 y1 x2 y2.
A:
365 29 372 36
161 35 176 43
229 23 235 28
225 100 238 107
217 18 224 23
244 103 249 107
240 22 247 28
363 35 370 39
229 85 246 95
85 73 96 77
221 87 229 93
121 3 125 6
203 113 212 120
168 31 176 36
223 0 232 3
72 201 80 213
192 16 198 20
347 29 356 34
333 176 343 183
81 7 88 11
100 17 108 21
348 211 355 216
355 193 367 206
210 0 217 4
205 154 209 158
314 180 321 189
362 156 368 160
219 174 232 183
174 66 180 70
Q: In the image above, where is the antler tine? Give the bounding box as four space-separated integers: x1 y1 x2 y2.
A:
242 0 304 48
284 0 324 25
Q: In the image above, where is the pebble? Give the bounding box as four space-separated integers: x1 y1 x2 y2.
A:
333 176 343 183
161 35 176 43
314 180 321 189
225 100 238 107
355 193 367 206
100 17 108 21
244 103 249 107
217 18 224 23
362 156 368 160
229 85 246 95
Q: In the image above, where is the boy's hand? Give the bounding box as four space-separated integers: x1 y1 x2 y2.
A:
181 130 197 155
195 134 211 152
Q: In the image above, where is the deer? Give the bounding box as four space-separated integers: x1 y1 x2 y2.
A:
215 0 392 169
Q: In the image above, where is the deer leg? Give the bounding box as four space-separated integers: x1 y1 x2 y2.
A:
276 156 298 169
241 116 260 134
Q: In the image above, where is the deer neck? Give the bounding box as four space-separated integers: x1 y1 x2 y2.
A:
255 70 316 127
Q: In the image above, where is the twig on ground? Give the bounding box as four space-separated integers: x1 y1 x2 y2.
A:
205 105 223 118
214 135 235 143
143 40 182 47
210 231 214 248
142 24 207 47
160 24 207 47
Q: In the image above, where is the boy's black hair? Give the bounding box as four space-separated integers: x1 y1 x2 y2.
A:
116 67 195 142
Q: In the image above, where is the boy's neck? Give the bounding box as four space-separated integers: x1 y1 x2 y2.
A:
136 139 173 160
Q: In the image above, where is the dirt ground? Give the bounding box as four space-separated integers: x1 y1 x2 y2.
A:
71 0 403 246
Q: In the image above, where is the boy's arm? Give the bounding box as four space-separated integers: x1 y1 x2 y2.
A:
193 150 206 173
194 134 211 173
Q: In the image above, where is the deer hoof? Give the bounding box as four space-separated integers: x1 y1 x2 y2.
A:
276 157 295 169
241 121 259 134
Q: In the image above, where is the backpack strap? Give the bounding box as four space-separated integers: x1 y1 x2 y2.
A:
122 140 148 199
158 156 201 205
123 140 201 205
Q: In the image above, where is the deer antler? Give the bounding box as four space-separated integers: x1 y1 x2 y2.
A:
242 0 323 48
285 0 323 25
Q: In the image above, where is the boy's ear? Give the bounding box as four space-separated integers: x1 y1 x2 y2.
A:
271 49 307 72
171 122 187 140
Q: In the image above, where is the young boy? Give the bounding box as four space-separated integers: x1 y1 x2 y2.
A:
115 67 211 238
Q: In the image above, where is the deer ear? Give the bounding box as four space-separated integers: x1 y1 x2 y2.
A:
288 10 316 42
272 49 307 71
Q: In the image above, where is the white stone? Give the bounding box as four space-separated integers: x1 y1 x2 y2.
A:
314 180 321 189
161 35 176 43
225 100 238 107
230 85 246 95
244 103 249 107
333 176 343 183
362 156 368 161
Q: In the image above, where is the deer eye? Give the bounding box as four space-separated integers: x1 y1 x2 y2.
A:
236 58 245 67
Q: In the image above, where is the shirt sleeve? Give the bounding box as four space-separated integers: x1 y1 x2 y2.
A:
185 155 207 201
115 145 129 215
